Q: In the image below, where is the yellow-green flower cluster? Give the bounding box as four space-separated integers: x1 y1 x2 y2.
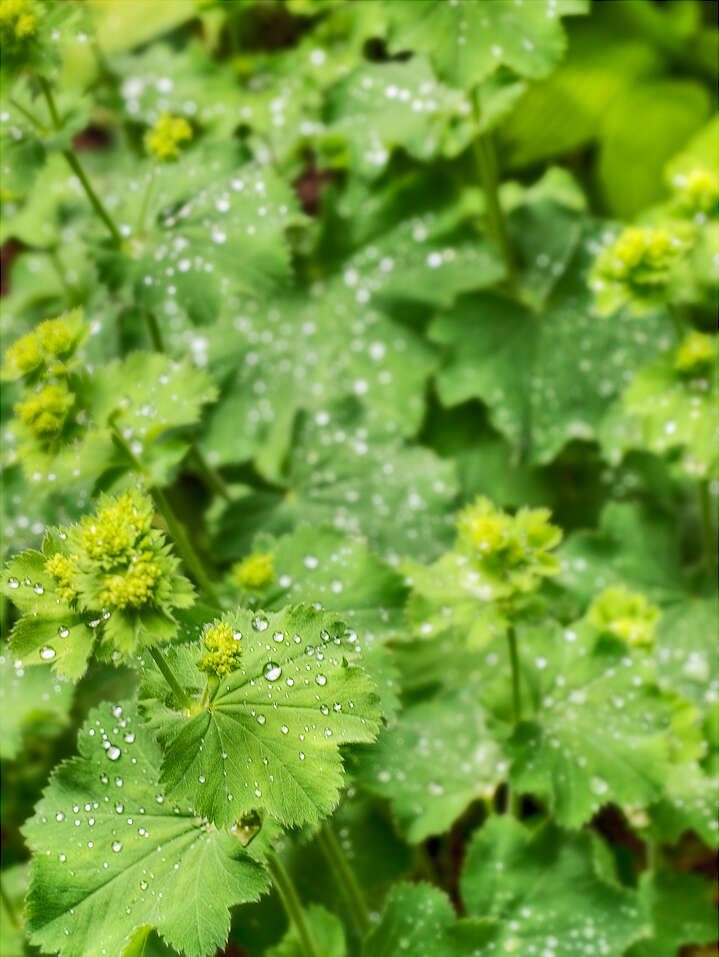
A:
44 491 194 629
2 310 85 382
198 620 242 677
587 585 660 647
0 0 38 47
231 552 275 591
674 330 716 375
14 382 74 438
590 225 691 316
671 168 719 219
145 113 193 161
456 496 562 595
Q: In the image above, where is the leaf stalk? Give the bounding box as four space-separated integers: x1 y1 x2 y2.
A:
316 822 371 938
266 851 321 957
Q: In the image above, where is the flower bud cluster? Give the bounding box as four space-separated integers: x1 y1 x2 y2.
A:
145 112 193 161
43 491 194 655
674 330 716 375
456 496 562 595
587 585 660 647
198 620 243 677
231 552 275 591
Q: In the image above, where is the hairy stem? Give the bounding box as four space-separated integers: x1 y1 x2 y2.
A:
472 100 516 289
148 646 192 710
266 851 320 957
38 77 123 246
0 877 20 929
109 426 220 605
316 822 371 938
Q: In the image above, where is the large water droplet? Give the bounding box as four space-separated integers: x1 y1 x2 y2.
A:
112 841 122 853
7 577 19 589
315 674 327 686
252 615 269 632
33 583 44 595
263 661 282 682
106 746 121 761
58 625 69 639
40 646 56 660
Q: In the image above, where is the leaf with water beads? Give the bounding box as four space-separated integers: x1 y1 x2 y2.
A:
459 816 643 957
626 869 717 957
384 0 588 91
352 688 504 843
321 56 475 180
429 221 671 465
212 398 459 565
141 605 382 829
506 621 697 828
22 700 269 957
364 882 484 957
0 653 73 760
1 550 94 679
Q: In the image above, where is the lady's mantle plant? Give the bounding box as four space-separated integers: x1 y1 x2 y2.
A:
1 3 717 957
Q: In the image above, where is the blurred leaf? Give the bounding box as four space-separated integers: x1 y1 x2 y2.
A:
0 653 73 760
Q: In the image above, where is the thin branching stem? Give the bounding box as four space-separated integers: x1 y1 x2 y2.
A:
38 76 123 246
316 822 371 938
266 851 320 957
148 646 192 710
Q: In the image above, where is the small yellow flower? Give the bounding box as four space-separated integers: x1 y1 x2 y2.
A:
231 552 275 591
674 330 716 374
45 552 79 602
78 492 154 568
145 113 193 161
587 585 660 647
198 620 242 677
2 309 85 380
99 556 163 610
14 383 74 437
3 332 44 379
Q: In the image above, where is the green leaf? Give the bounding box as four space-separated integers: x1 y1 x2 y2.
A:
0 653 73 760
600 347 718 480
112 42 243 136
353 689 503 842
460 816 644 956
212 399 458 565
598 79 711 218
131 162 302 325
627 869 717 957
385 1 587 89
22 700 269 957
655 598 717 733
507 622 689 827
364 882 482 957
92 0 197 55
430 222 670 464
2 550 94 679
558 502 688 607
266 904 345 957
647 762 719 848
322 56 474 179
200 285 437 477
141 605 382 829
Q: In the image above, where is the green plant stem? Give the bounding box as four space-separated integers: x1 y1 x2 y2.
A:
471 104 516 290
148 646 193 710
135 165 156 237
316 822 371 938
109 425 221 606
38 76 123 246
666 303 685 340
9 95 43 129
188 444 231 501
506 625 522 725
699 479 716 581
143 308 165 352
266 851 320 957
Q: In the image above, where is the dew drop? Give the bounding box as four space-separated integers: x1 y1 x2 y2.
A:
106 746 121 761
33 583 44 595
7 577 19 589
315 674 327 687
112 841 122 853
58 626 69 638
252 615 269 632
40 646 56 660
263 661 282 682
